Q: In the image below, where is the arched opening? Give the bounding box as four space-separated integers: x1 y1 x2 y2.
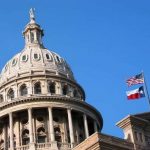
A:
62 85 68 96
49 82 56 94
20 84 28 96
34 82 41 94
37 127 46 143
7 88 14 100
0 94 3 102
54 127 62 143
22 129 29 145
31 32 34 43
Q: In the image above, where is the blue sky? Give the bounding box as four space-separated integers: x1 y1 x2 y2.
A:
0 0 150 138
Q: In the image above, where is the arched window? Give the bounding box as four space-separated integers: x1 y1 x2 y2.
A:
7 88 14 100
20 84 28 96
73 89 78 98
37 127 46 143
54 127 62 143
56 56 61 63
0 94 3 102
49 82 56 94
34 82 41 94
31 32 34 43
22 129 29 145
62 85 68 95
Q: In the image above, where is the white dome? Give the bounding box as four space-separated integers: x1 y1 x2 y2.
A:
0 17 75 85
0 47 74 85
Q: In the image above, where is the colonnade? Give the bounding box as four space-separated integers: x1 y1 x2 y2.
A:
2 107 98 150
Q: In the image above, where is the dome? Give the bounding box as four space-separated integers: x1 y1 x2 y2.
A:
0 47 74 84
0 14 74 85
0 8 85 102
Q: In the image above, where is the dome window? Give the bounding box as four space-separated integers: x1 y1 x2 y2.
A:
33 53 40 61
4 64 8 72
34 82 41 94
7 88 14 100
22 55 28 62
46 53 52 61
12 58 17 66
20 84 28 96
55 55 61 63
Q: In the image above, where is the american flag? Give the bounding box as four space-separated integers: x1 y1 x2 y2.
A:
126 73 144 86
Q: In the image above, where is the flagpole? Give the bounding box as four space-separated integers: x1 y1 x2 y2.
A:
142 71 150 108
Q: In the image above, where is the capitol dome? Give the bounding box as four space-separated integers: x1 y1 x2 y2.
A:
0 9 102 150
0 17 74 85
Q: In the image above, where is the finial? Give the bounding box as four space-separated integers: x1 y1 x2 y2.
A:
29 8 35 23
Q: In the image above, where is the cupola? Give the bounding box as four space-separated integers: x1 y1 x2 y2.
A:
23 8 44 47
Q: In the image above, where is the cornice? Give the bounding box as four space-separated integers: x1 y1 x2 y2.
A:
0 96 103 130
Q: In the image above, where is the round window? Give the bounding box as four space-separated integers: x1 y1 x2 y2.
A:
21 118 28 124
33 53 41 61
22 55 28 62
55 55 61 63
37 116 44 122
12 58 17 66
46 53 52 61
4 64 8 72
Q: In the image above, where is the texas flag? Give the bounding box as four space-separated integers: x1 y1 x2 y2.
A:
126 86 145 100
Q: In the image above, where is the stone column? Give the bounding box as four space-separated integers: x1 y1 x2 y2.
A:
9 112 14 150
67 109 74 148
48 107 58 150
3 124 7 149
48 107 55 141
83 114 89 138
28 108 34 143
94 121 98 132
16 120 20 147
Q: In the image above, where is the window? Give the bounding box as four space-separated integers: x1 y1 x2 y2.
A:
22 55 28 62
37 127 46 143
46 54 50 60
73 89 78 97
62 85 68 95
21 118 28 125
22 129 29 145
12 58 17 66
34 82 41 94
20 84 28 96
0 94 3 102
37 116 44 122
56 55 61 63
54 127 62 143
7 89 14 99
33 53 40 61
5 64 8 72
31 32 34 43
49 82 56 94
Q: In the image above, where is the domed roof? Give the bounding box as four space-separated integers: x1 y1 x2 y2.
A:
0 9 75 85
